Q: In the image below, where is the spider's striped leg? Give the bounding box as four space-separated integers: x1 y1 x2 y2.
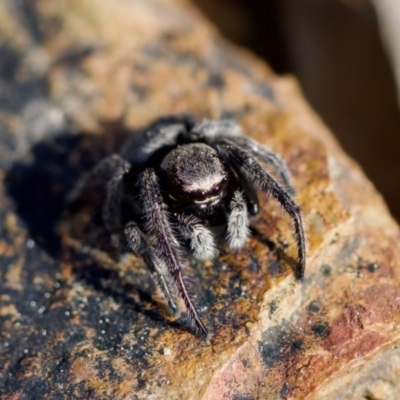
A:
211 143 259 216
139 168 209 337
67 154 131 250
67 154 130 205
216 141 306 280
124 222 178 314
175 214 217 261
102 158 131 235
121 113 195 164
190 119 242 141
226 136 295 195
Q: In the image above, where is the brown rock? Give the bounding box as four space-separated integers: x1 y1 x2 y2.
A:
0 1 399 399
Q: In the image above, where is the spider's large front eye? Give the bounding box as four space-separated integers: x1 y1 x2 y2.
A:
210 177 227 195
197 191 208 200
190 179 228 205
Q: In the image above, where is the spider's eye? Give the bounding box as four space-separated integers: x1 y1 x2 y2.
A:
196 191 208 200
212 185 221 194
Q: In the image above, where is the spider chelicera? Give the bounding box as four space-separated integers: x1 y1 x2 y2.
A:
68 114 306 338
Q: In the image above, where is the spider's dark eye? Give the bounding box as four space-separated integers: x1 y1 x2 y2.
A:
195 191 208 201
212 185 221 194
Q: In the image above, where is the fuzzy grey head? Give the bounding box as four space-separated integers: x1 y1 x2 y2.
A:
160 143 228 204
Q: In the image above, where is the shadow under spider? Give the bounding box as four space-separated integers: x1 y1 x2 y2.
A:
250 226 298 279
4 127 189 330
4 126 293 337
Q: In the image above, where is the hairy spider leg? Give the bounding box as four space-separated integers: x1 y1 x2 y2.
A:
124 222 178 314
102 158 132 234
226 136 296 196
121 113 195 165
68 153 131 253
150 113 196 131
192 119 242 140
139 168 209 337
175 214 217 261
67 154 129 205
216 141 306 280
214 144 259 215
68 152 181 314
227 190 250 249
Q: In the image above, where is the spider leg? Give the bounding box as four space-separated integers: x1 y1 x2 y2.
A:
184 119 242 142
175 214 217 261
139 168 209 337
214 144 259 216
67 154 131 251
124 222 178 314
102 158 131 234
121 113 195 165
67 154 129 204
225 136 295 195
216 141 306 280
227 190 250 249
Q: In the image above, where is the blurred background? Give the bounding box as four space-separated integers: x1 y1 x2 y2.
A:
193 0 400 222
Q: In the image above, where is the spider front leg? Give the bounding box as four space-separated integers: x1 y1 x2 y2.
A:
67 154 129 205
124 222 178 314
217 141 306 280
227 136 295 195
187 119 242 142
175 214 217 261
121 113 195 165
139 168 209 337
68 154 131 254
102 158 131 235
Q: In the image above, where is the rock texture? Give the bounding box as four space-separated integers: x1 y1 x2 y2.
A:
0 1 399 399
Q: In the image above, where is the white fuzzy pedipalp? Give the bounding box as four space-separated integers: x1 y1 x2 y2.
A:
176 215 217 261
227 190 250 249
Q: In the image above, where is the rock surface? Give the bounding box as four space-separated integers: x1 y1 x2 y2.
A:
0 1 399 399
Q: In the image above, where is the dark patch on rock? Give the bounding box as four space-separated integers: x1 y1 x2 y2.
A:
208 72 225 90
250 228 276 251
0 43 21 81
251 81 274 101
5 134 92 255
214 44 275 101
290 339 303 352
366 263 379 273
247 253 261 273
0 52 47 116
259 323 304 369
308 300 322 313
321 264 331 276
357 262 379 274
5 128 128 255
269 300 277 317
232 394 255 400
312 323 330 339
280 382 289 399
11 0 46 43
55 45 100 67
130 83 149 101
268 259 285 278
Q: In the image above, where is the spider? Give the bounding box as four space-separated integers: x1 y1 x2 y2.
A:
68 114 306 338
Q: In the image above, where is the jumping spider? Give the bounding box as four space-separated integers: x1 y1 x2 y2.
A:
69 114 306 337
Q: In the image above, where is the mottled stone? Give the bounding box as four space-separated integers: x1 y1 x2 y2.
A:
0 1 399 399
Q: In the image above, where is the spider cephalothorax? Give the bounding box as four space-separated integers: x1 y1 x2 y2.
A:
69 114 306 337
